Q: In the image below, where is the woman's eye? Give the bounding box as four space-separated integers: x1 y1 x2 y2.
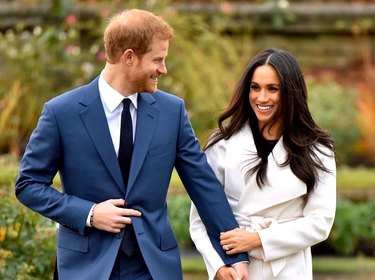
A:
250 85 259 91
269 87 279 92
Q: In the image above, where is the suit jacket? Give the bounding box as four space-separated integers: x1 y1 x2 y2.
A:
190 124 336 280
15 77 248 280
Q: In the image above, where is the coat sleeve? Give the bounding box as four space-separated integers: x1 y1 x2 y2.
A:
189 142 227 279
174 100 248 266
258 149 337 261
15 102 94 235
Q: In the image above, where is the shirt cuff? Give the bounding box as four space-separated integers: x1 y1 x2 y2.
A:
232 261 250 267
85 204 96 227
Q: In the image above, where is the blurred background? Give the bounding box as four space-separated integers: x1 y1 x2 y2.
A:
0 0 374 279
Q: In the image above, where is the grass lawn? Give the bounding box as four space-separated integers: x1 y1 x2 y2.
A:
182 254 206 273
170 166 375 194
2 154 374 191
337 166 375 189
313 257 375 273
182 254 375 274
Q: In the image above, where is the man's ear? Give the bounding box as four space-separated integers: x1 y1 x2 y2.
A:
121 49 134 65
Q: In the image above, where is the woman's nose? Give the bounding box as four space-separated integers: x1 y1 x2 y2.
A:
257 89 269 102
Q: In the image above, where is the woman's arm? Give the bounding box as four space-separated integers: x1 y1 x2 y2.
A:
220 150 336 261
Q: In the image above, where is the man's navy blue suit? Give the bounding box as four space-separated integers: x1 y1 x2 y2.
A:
15 77 248 279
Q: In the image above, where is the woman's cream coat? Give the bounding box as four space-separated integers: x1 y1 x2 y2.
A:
190 124 336 280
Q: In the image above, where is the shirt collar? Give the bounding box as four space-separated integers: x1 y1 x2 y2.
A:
98 72 138 112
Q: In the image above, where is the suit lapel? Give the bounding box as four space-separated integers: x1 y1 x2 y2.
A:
78 78 125 194
127 92 159 193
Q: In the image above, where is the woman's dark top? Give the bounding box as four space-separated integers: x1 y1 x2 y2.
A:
249 122 279 159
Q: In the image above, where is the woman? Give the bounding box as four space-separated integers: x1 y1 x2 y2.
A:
190 48 336 280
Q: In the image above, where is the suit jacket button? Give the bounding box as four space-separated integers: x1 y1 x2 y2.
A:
116 232 124 238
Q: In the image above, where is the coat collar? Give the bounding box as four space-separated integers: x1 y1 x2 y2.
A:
78 77 125 194
127 92 159 193
228 124 307 215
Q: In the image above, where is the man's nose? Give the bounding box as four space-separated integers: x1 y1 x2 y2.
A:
158 62 167 75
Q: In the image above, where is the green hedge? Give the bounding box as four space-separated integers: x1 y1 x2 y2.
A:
169 195 375 258
327 198 375 256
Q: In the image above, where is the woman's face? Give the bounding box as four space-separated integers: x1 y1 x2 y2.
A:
249 65 282 138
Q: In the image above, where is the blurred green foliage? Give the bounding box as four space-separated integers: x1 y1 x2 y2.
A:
0 184 56 279
167 194 193 248
0 0 252 153
1 1 375 278
307 78 361 165
0 0 374 165
328 198 375 256
0 11 105 154
0 155 56 279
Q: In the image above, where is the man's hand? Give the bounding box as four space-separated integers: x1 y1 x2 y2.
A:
214 266 238 280
91 199 141 233
233 262 249 280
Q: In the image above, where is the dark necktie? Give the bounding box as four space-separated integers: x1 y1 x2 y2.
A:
118 98 133 189
118 98 137 256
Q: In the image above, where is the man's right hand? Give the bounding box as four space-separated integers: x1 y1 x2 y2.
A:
214 266 239 280
91 199 141 233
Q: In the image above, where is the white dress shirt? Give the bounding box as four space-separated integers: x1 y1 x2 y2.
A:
98 73 138 155
86 73 138 226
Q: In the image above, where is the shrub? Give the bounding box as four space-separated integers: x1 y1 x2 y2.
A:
327 198 375 256
0 0 250 155
0 22 104 155
0 185 56 279
307 77 361 165
167 194 193 248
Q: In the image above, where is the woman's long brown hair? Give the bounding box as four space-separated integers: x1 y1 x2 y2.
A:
205 48 335 197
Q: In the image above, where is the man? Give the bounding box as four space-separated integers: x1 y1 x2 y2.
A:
15 9 248 280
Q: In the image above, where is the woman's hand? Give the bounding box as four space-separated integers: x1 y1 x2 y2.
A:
220 228 261 254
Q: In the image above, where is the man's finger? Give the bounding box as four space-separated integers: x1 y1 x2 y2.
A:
110 198 125 206
120 208 142 217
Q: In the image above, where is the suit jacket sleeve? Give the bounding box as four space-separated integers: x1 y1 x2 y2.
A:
15 102 94 235
190 140 232 279
174 100 248 266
